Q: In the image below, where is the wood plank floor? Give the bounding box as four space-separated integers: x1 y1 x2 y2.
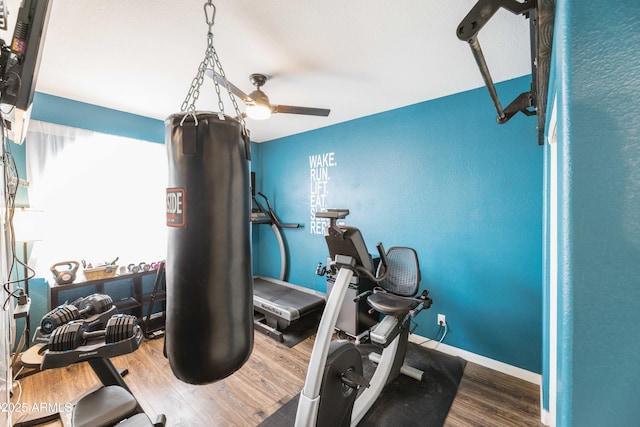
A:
11 333 544 426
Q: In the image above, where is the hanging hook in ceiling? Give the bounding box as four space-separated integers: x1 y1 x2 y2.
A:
204 1 216 34
179 0 247 136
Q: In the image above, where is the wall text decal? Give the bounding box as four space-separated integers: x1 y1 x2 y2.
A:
309 152 336 235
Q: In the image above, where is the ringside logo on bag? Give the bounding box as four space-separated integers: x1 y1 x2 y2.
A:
166 188 185 227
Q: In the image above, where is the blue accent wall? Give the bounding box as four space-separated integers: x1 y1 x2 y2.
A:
253 76 543 373
32 92 164 143
549 1 640 425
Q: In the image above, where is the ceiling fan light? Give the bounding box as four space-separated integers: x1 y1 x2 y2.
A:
246 103 272 120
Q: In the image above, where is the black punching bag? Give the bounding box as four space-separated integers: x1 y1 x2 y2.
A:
165 111 253 384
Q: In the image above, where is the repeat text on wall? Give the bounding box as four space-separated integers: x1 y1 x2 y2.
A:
309 152 336 235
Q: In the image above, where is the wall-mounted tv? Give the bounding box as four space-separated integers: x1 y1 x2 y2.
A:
0 0 52 144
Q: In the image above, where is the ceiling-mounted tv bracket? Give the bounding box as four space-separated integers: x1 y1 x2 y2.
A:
457 0 538 126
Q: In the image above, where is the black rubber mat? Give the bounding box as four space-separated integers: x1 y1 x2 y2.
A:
259 342 466 426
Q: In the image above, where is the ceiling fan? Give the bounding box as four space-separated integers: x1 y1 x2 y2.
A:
205 69 331 120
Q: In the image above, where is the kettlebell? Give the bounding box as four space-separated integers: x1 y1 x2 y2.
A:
127 263 141 274
51 261 80 285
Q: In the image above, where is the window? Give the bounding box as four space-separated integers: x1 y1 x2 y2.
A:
26 121 167 278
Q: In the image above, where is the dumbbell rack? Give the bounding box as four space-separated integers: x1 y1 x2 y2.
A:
48 269 165 330
15 320 166 427
41 319 142 369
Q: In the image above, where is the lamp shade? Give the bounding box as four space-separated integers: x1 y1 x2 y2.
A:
245 89 272 120
246 103 272 120
12 208 45 242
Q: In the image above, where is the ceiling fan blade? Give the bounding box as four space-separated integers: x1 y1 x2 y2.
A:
204 69 251 102
272 105 331 117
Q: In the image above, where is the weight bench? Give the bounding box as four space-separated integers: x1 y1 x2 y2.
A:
253 276 325 342
15 314 165 427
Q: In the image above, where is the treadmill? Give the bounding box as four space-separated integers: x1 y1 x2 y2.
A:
251 185 325 342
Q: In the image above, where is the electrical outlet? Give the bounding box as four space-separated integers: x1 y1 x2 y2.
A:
437 313 446 326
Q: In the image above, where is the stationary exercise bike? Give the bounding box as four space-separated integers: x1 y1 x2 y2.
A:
295 209 432 426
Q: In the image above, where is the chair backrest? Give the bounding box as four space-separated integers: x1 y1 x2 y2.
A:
325 225 375 275
376 247 421 297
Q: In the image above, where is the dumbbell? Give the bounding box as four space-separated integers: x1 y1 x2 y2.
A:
40 294 114 334
48 314 138 352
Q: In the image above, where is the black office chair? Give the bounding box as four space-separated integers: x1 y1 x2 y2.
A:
366 246 432 384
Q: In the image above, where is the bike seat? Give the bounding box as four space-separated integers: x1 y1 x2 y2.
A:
367 291 421 316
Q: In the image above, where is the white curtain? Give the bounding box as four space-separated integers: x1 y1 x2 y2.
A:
26 121 167 278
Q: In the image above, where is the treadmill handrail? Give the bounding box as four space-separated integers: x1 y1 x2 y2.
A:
256 192 301 229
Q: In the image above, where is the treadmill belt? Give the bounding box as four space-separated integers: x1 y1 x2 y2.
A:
254 277 324 317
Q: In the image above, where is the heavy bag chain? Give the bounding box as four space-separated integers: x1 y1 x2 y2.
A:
180 0 246 132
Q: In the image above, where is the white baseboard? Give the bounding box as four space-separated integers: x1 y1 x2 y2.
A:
408 334 542 386
540 408 551 426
